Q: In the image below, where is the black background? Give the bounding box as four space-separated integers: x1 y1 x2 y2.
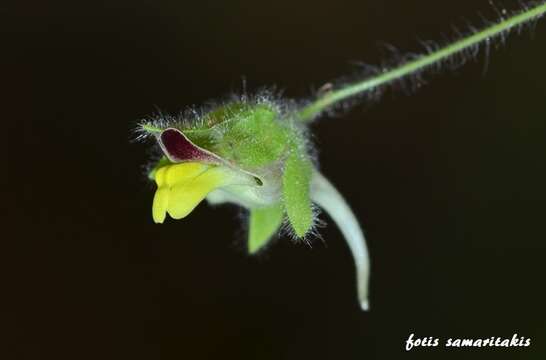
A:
3 0 546 359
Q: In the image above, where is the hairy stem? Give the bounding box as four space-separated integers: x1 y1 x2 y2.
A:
298 2 546 121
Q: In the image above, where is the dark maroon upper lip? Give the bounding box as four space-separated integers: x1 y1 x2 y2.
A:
158 128 221 164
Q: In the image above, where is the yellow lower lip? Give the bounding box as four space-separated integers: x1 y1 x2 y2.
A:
152 162 227 223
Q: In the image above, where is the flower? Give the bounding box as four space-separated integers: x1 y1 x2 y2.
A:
152 162 255 223
149 126 279 223
140 97 370 310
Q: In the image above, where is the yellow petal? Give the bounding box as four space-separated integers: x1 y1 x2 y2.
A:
152 166 169 223
163 162 208 187
152 187 169 223
154 165 168 187
151 162 259 222
166 167 226 219
152 162 211 222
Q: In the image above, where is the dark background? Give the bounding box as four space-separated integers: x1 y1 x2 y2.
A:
2 0 546 359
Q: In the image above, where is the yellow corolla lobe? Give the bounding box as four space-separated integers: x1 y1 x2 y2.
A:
152 162 229 223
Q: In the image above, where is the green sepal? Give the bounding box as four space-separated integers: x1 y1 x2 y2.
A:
282 150 314 238
216 104 289 168
248 204 284 254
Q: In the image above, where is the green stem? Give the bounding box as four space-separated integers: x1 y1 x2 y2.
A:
298 2 546 121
